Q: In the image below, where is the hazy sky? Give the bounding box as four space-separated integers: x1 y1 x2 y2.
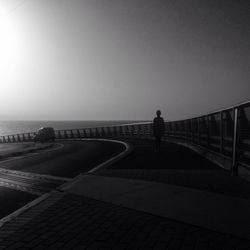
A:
0 0 249 120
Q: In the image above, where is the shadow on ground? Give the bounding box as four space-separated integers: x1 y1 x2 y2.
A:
100 138 250 199
109 139 217 170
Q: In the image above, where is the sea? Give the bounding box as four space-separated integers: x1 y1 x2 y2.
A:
0 120 147 136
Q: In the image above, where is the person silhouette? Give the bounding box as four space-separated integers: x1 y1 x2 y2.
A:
153 110 165 152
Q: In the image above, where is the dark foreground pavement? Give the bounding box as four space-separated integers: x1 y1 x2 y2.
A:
0 187 36 220
0 138 250 249
1 191 250 250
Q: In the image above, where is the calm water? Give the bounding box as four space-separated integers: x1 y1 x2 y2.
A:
0 121 146 136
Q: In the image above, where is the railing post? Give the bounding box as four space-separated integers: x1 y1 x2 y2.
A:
129 126 132 136
183 121 186 139
232 107 239 176
206 116 210 148
126 126 129 136
140 124 143 136
106 127 110 137
77 129 81 138
82 129 86 138
113 127 117 137
126 126 130 136
95 128 99 137
198 118 201 145
220 112 223 153
89 128 93 137
137 125 140 137
119 126 123 137
190 120 193 142
143 124 146 136
133 125 137 136
133 125 136 136
64 131 68 139
57 131 62 139
135 125 138 137
112 127 115 137
101 128 105 137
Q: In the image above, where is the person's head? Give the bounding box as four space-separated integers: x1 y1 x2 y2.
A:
156 110 161 117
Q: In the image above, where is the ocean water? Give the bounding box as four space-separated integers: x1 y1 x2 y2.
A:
0 120 145 136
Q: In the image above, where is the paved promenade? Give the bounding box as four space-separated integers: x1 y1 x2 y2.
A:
1 138 250 249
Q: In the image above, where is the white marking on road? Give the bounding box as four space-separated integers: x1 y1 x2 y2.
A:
85 139 132 173
59 138 132 190
56 138 132 174
0 168 70 182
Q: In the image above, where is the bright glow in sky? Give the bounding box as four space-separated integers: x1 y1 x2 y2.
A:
0 1 29 116
0 0 249 121
0 5 23 79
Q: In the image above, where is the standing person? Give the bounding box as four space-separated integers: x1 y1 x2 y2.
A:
153 110 165 152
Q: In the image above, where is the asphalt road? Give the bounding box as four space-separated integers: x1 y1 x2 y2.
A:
0 139 125 219
0 140 125 178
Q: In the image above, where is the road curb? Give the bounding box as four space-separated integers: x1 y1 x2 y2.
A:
59 138 132 191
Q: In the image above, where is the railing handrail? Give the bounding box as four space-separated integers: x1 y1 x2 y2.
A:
169 100 250 122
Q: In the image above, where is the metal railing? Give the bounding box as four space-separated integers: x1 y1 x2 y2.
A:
164 101 250 174
0 122 153 143
0 101 249 174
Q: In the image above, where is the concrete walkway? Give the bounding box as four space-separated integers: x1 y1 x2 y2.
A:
0 138 250 249
0 179 250 249
64 174 250 240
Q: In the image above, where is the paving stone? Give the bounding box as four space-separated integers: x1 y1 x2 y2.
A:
0 191 249 249
32 245 47 250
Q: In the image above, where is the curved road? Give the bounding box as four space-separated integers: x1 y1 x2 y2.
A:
0 140 125 177
0 139 126 219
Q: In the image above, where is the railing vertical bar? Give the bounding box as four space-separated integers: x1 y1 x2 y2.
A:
220 112 223 153
206 115 210 148
232 107 239 176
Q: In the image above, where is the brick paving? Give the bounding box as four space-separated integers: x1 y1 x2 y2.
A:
1 191 250 249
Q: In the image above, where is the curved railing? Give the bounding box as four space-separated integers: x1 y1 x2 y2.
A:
0 122 153 143
164 101 250 175
0 101 249 175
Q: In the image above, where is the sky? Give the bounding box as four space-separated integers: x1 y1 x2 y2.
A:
0 0 249 121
